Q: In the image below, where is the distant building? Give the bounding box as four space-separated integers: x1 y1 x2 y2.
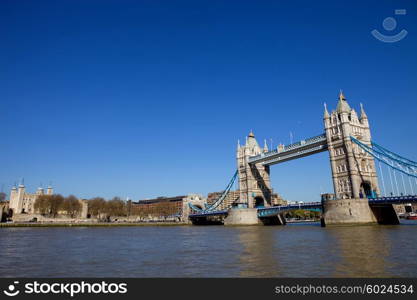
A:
207 191 240 210
207 190 286 210
130 194 206 221
9 183 53 214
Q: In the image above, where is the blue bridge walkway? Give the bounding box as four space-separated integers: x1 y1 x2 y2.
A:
189 196 417 220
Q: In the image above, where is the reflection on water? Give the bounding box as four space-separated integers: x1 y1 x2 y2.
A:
0 222 416 277
237 226 281 277
329 225 392 277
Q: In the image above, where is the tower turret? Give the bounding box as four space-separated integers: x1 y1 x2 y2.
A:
9 184 18 212
360 103 367 119
36 185 44 195
323 102 330 119
15 180 26 213
46 184 53 195
263 139 269 153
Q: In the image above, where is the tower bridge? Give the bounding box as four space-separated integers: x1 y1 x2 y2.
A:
189 91 417 226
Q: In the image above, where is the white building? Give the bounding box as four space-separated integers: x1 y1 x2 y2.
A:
9 183 53 214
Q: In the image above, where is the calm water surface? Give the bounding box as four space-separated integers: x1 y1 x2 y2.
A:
1 222 416 277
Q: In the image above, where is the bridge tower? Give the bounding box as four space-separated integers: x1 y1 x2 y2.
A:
237 131 272 208
324 91 380 200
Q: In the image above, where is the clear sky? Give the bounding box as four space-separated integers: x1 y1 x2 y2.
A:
1 0 416 202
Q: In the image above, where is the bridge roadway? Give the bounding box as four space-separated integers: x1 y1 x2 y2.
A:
248 134 328 166
188 196 417 219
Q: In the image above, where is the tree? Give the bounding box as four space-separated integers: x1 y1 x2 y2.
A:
62 195 81 218
105 197 126 217
35 195 52 215
0 192 6 202
34 194 64 217
49 194 64 217
88 197 106 218
126 200 132 217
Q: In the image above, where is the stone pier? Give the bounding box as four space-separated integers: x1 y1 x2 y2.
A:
224 208 260 225
322 198 399 226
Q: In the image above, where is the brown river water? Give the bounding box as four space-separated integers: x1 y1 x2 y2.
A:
1 221 416 277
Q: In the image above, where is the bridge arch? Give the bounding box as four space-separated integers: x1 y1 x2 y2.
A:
360 181 372 198
254 196 264 208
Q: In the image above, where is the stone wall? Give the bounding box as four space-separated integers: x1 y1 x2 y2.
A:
322 198 401 226
224 208 261 225
322 198 377 225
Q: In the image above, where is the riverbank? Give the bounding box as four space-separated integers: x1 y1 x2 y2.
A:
0 222 188 228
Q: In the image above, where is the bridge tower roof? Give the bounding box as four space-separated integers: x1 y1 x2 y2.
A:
336 90 351 113
246 130 260 149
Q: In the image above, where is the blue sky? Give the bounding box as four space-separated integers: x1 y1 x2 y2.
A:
1 0 416 201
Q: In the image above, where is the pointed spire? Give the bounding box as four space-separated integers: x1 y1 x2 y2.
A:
19 178 25 187
336 89 351 113
248 130 255 138
339 89 346 101
360 103 368 119
323 102 330 119
237 139 241 149
263 139 269 152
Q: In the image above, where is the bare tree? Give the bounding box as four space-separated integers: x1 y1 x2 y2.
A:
34 194 64 217
0 192 6 202
106 197 126 217
34 195 51 215
62 195 81 218
87 197 106 219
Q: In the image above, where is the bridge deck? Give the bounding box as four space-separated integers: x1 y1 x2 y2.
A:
257 202 322 217
188 196 417 219
368 195 417 204
248 134 328 166
188 210 228 218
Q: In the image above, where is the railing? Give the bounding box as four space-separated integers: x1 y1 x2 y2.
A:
188 209 229 218
257 202 322 217
368 195 417 204
248 134 327 164
259 144 328 165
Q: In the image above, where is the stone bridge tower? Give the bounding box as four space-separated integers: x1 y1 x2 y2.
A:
324 91 380 200
237 131 272 208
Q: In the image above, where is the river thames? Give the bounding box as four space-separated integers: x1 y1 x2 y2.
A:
1 221 416 278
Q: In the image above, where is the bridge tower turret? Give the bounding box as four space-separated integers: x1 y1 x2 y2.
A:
237 131 272 208
324 91 379 200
